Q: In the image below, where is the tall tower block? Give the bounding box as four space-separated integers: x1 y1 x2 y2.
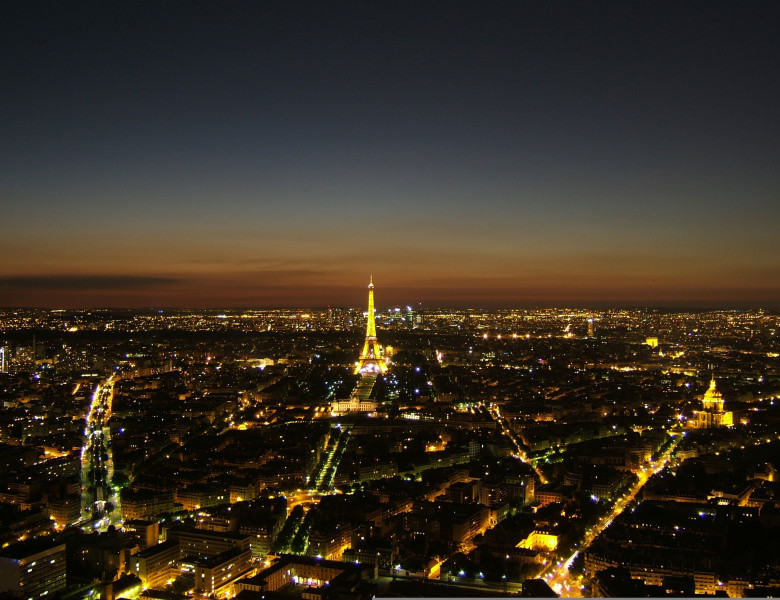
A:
355 277 387 374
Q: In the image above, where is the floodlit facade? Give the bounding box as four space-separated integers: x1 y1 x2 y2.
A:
130 540 179 589
689 376 733 429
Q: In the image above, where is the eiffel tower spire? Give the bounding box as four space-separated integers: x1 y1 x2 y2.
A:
356 276 387 374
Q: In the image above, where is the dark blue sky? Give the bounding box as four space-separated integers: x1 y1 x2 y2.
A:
2 1 779 308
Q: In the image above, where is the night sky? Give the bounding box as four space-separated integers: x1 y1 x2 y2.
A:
2 1 779 309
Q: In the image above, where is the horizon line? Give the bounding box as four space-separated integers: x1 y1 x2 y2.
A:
1 304 777 313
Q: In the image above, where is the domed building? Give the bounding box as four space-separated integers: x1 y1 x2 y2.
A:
689 375 733 429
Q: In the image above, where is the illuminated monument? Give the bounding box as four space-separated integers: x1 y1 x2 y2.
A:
690 375 733 429
355 276 387 374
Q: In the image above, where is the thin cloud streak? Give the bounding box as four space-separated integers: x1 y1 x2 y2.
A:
0 275 182 291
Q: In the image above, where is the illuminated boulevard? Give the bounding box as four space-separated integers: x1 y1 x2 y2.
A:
484 401 686 597
543 432 685 597
80 376 121 530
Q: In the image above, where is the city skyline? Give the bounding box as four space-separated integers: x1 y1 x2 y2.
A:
2 2 779 309
0 303 777 597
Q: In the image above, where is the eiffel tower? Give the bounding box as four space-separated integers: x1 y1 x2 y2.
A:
355 276 387 374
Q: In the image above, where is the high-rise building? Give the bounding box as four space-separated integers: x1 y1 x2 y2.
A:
129 540 179 589
355 277 387 374
0 539 66 599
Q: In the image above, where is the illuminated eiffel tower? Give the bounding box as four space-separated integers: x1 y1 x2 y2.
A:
355 276 387 374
